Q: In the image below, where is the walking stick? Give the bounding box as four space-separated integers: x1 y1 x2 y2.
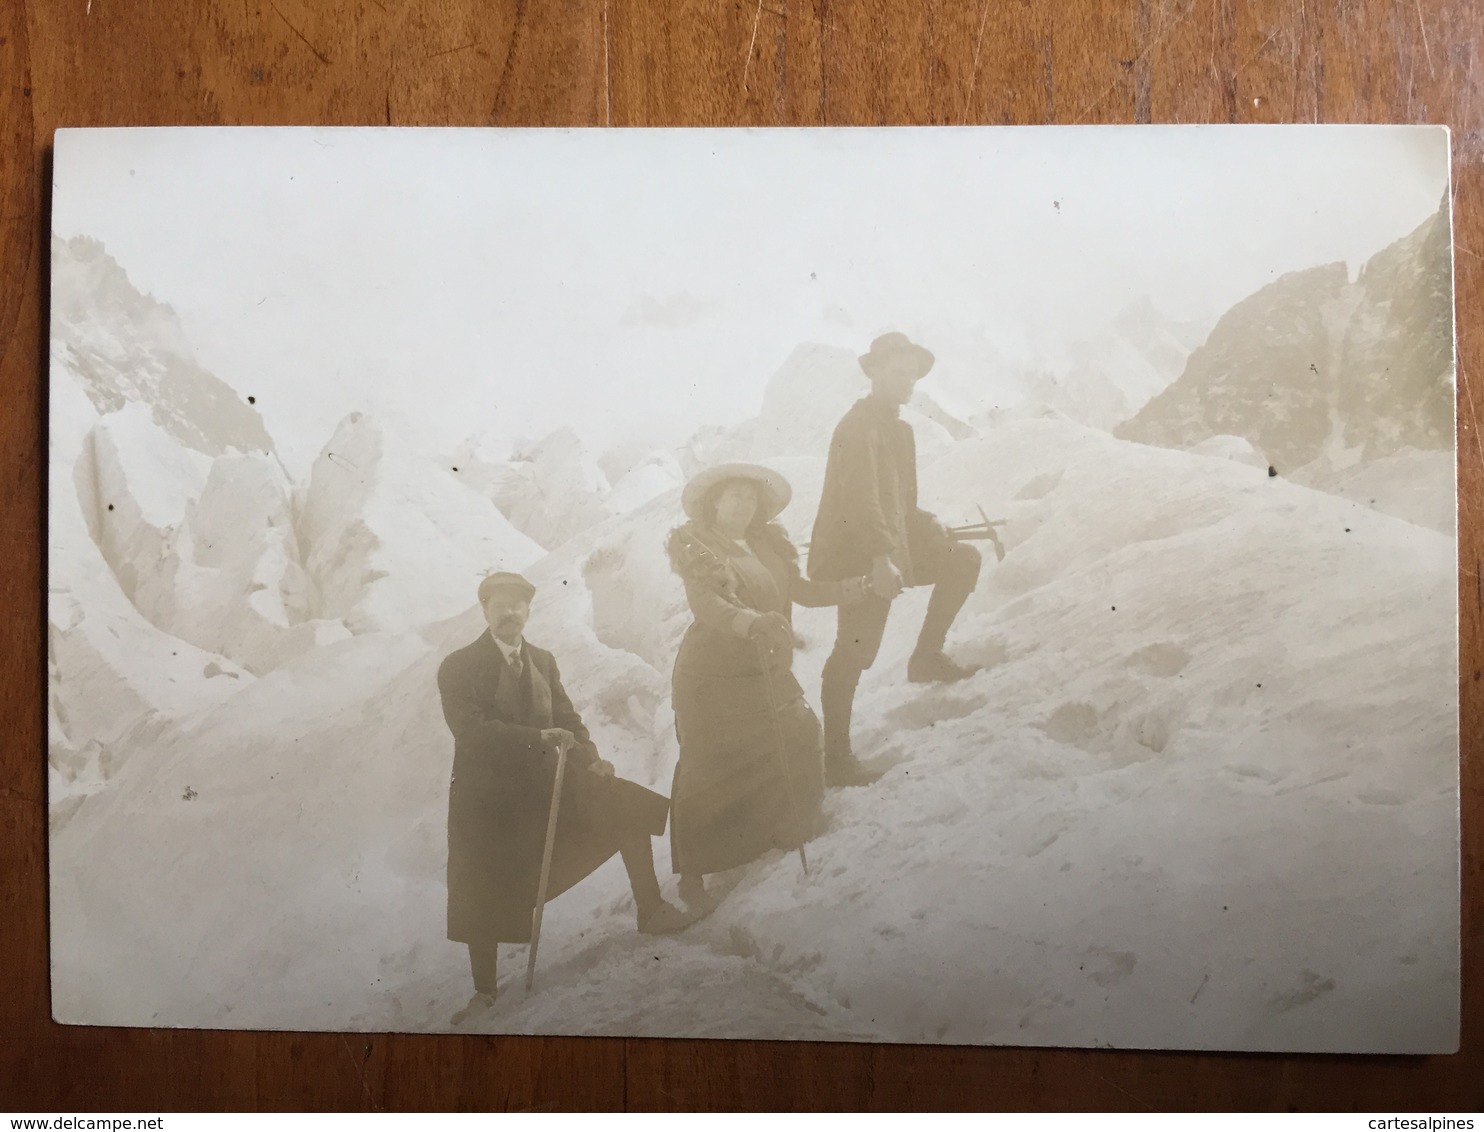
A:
526 735 572 993
755 635 810 877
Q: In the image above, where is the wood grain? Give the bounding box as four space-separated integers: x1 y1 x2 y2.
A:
2 0 1479 1111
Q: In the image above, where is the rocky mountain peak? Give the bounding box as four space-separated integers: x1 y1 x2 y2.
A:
1115 199 1454 471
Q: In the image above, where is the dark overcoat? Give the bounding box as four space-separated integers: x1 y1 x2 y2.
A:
436 630 669 945
808 396 939 585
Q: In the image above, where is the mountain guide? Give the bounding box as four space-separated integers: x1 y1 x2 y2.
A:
808 332 988 788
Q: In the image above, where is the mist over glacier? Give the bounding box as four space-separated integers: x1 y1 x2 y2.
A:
47 188 1458 1051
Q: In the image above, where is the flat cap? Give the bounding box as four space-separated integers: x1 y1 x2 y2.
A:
478 571 536 604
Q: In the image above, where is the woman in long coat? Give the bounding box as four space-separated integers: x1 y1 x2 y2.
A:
665 463 869 907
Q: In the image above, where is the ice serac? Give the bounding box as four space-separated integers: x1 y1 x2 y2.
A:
606 451 684 515
51 233 323 696
76 401 212 612
299 412 545 634
498 427 616 549
446 432 532 514
51 234 273 457
49 382 250 809
70 396 336 674
184 451 349 671
1117 199 1455 479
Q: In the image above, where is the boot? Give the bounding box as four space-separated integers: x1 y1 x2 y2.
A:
450 992 496 1025
825 749 885 788
637 898 708 935
821 653 862 764
678 874 715 910
907 649 980 684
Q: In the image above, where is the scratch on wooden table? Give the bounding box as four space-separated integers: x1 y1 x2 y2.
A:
1091 1067 1155 1112
1415 0 1435 79
490 0 527 120
603 0 612 126
268 0 331 66
960 0 993 123
817 0 830 123
340 1035 379 1110
1043 35 1055 119
1232 28 1280 83
427 42 475 59
1071 0 1198 123
1461 355 1483 468
741 0 764 95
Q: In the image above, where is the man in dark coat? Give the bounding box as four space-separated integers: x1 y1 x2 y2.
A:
809 332 984 787
437 571 701 1019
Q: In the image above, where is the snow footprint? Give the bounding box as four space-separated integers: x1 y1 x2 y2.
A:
1014 469 1064 501
883 691 987 732
1224 763 1286 789
1038 701 1101 748
1126 642 1191 678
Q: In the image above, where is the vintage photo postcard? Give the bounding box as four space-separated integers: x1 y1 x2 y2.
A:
47 125 1458 1052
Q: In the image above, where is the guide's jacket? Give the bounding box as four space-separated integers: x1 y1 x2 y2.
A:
436 630 668 944
808 395 939 586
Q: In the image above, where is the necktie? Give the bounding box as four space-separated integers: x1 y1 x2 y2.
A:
508 648 523 680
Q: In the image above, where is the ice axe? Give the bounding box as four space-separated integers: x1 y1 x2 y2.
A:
526 733 574 993
946 505 1007 563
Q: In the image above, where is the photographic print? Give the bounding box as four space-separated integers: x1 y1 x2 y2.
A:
47 125 1458 1052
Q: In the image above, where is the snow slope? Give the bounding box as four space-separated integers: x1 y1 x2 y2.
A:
50 418 1458 1052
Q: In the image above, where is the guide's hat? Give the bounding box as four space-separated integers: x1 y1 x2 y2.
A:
858 331 935 381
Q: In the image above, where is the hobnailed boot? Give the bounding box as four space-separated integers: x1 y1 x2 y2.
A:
907 649 980 684
909 543 983 684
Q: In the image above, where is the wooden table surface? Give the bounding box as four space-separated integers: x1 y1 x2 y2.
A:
2 0 1480 1111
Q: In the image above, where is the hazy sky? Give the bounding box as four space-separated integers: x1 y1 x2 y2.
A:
52 126 1449 475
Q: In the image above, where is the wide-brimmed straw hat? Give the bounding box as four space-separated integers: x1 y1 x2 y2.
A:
858 331 935 381
681 462 792 524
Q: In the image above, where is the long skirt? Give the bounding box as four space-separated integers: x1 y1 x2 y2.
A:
669 626 826 877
